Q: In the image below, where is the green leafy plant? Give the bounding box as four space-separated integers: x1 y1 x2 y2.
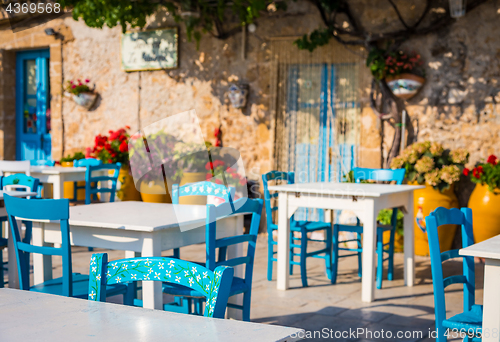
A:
391 141 469 192
65 79 92 96
60 151 86 163
366 48 424 80
465 155 500 192
377 208 404 236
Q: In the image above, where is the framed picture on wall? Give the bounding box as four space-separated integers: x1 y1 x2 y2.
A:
121 27 178 72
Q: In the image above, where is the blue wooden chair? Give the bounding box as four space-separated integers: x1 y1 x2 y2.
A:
333 167 405 289
4 195 127 299
83 163 121 205
163 198 263 321
426 207 481 342
88 253 234 319
73 158 102 202
29 160 55 198
262 171 333 287
170 181 236 259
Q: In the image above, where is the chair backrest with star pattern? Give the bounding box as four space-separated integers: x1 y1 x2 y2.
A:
88 253 234 318
171 181 235 205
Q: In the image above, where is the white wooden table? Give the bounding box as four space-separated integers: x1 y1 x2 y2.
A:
25 201 244 316
460 235 500 342
0 190 38 199
268 182 424 303
30 165 87 199
0 288 303 342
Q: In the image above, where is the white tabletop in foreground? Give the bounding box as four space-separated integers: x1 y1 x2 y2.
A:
0 190 38 199
269 182 424 303
0 289 304 342
461 235 500 342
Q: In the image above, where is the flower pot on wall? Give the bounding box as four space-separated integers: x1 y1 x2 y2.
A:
468 184 500 243
71 92 97 110
179 172 207 205
412 183 458 256
116 166 142 201
140 179 172 203
385 74 425 100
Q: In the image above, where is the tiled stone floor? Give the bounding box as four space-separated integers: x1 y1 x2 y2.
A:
2 236 484 342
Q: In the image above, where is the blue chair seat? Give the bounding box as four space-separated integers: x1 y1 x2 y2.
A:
30 273 127 299
293 220 331 231
442 304 483 332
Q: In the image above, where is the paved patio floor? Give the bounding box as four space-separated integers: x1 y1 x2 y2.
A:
3 235 484 342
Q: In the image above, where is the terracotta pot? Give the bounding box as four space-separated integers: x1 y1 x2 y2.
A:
116 166 142 201
468 184 500 243
411 182 458 256
385 73 425 100
140 179 171 203
61 161 86 201
179 172 207 205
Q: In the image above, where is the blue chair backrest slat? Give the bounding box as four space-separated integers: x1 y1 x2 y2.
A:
215 234 256 249
425 207 475 328
2 174 40 193
172 181 235 204
216 256 252 268
4 195 73 296
74 158 103 167
352 167 405 184
30 159 55 166
440 249 462 262
85 163 121 204
88 253 234 318
205 198 263 286
443 275 467 289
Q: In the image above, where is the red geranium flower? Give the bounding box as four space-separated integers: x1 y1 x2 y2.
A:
119 140 128 153
472 166 484 179
205 161 214 171
463 168 470 176
487 155 498 165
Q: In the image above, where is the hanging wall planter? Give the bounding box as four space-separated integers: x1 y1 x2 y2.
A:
64 78 97 110
228 84 249 109
385 73 425 100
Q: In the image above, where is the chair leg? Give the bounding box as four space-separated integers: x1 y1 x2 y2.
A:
388 229 396 281
0 248 4 288
300 229 308 287
173 248 180 259
267 232 274 281
242 290 252 322
357 233 362 278
325 226 333 281
73 181 78 201
332 225 339 284
376 233 384 290
289 232 294 276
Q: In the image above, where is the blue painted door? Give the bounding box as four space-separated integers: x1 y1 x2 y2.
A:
16 49 51 161
287 63 359 221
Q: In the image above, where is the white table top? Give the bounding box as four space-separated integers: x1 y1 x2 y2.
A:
30 165 87 174
27 201 207 232
0 289 303 342
0 190 38 199
460 235 500 260
268 182 425 197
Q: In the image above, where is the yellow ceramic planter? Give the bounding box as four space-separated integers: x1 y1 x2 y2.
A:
468 184 500 243
140 179 171 203
179 172 207 205
412 183 458 256
62 161 86 201
116 166 142 201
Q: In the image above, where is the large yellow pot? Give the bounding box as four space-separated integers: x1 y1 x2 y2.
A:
468 184 500 243
413 183 458 256
62 161 86 201
383 230 404 253
179 172 207 205
140 179 171 203
116 166 142 201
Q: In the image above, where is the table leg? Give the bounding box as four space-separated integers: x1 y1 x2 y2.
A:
52 176 64 200
277 192 290 290
361 200 376 303
403 192 415 287
32 222 52 285
141 235 163 310
226 215 244 320
482 259 500 342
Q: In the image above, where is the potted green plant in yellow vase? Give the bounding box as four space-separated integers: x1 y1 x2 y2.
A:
465 155 500 243
391 141 469 256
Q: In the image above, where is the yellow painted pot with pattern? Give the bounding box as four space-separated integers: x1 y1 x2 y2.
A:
468 184 500 243
140 179 171 203
116 166 142 201
412 182 458 256
179 172 207 205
